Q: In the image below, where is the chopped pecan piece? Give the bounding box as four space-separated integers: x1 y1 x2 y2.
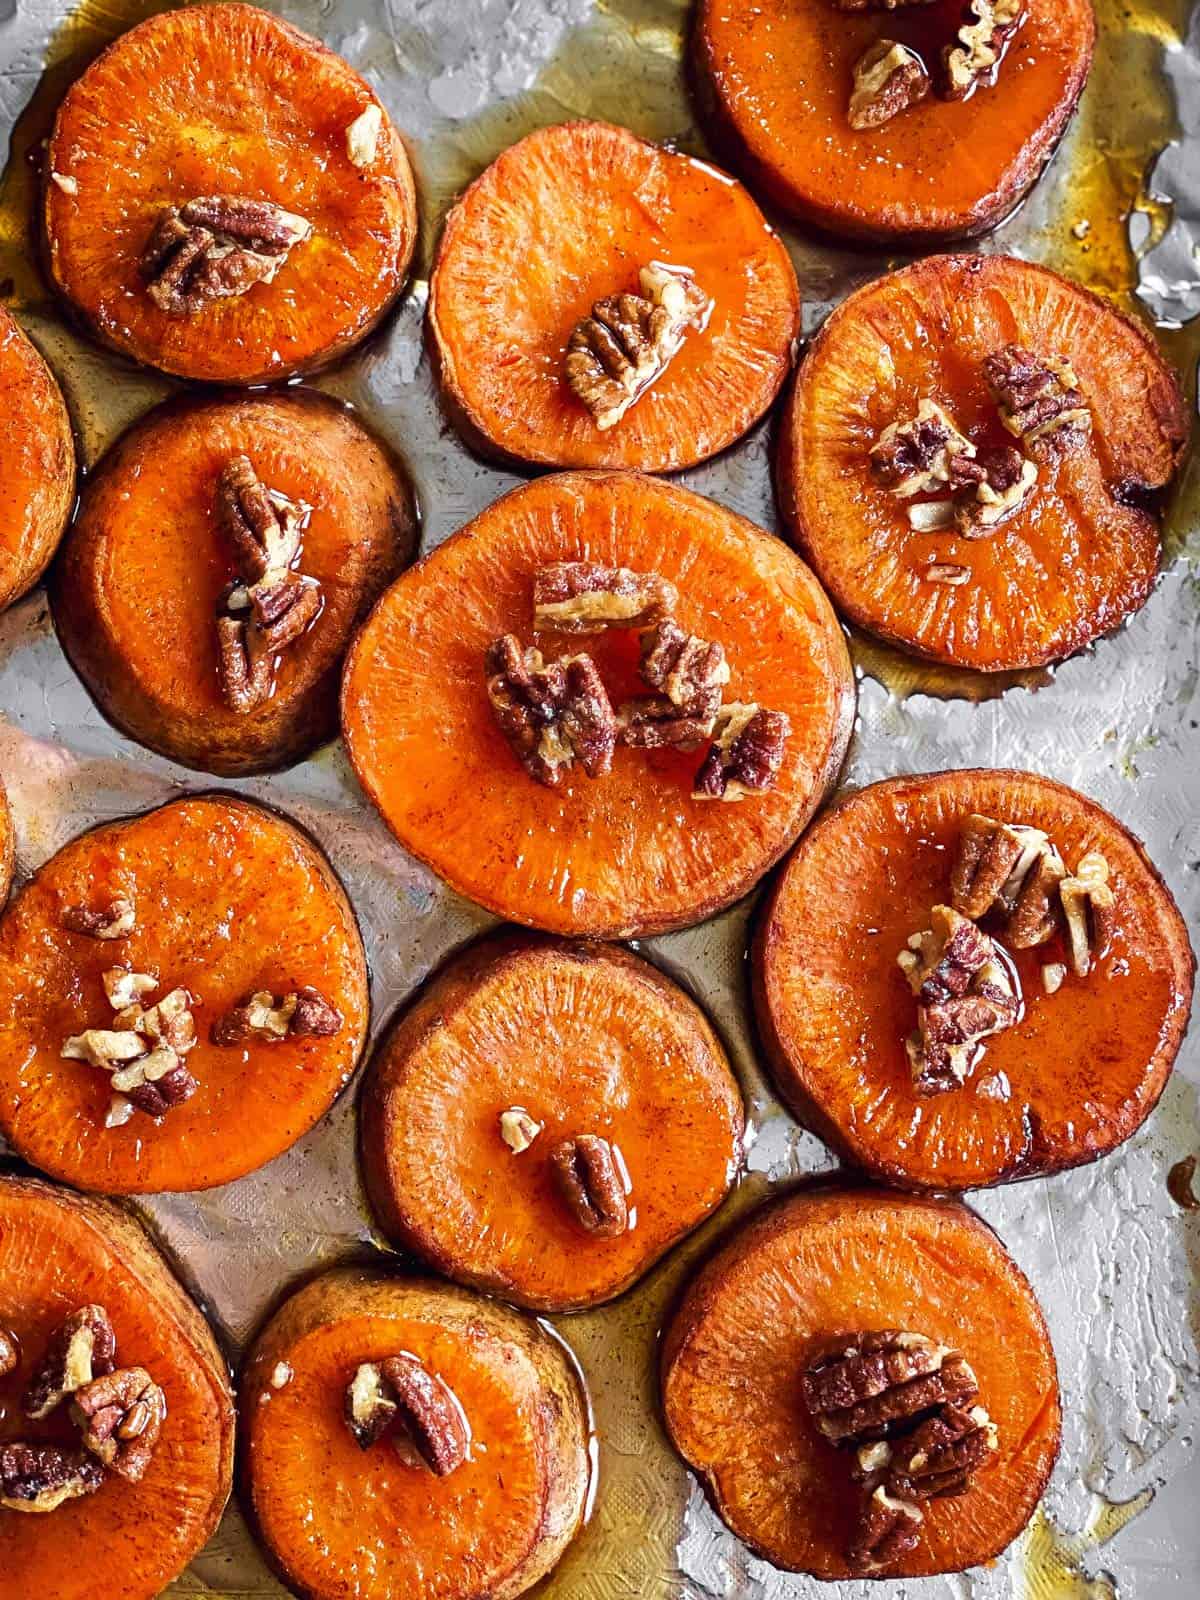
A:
345 1362 398 1450
1060 851 1115 977
884 1402 999 1500
925 563 970 586
849 40 931 131
617 696 713 753
0 1442 105 1514
499 1107 543 1153
346 103 383 168
379 1354 470 1477
0 1327 18 1378
694 703 790 802
870 400 975 498
485 636 617 787
803 1331 979 1444
216 454 304 583
60 897 135 940
849 1484 924 1574
953 446 1038 536
943 0 1025 99
951 813 1065 946
566 262 712 430
898 906 1019 1093
639 619 730 726
102 966 157 1010
140 195 312 316
71 1367 166 1482
210 985 343 1046
550 1134 630 1238
63 975 199 1124
23 1305 117 1421
533 561 677 635
983 343 1090 445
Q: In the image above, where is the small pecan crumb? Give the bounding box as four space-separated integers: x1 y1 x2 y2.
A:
71 1367 166 1482
345 1362 398 1450
870 400 975 499
485 636 617 788
270 1362 293 1390
566 262 712 430
140 195 312 317
925 563 970 586
50 171 79 196
1041 961 1067 995
849 40 930 131
346 103 383 168
0 1442 105 1514
907 501 956 533
210 985 343 1046
23 1306 117 1422
898 906 1019 1093
639 619 730 727
533 561 677 635
694 703 790 802
0 1327 18 1378
983 344 1090 446
499 1107 543 1153
61 897 135 940
1060 851 1115 977
102 966 156 1011
617 697 713 753
943 0 1025 99
550 1134 630 1238
953 447 1038 536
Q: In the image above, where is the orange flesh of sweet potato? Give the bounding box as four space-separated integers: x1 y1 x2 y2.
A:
44 3 417 383
341 470 855 938
361 933 744 1312
778 254 1188 671
0 795 368 1194
0 1173 234 1600
428 120 800 472
0 307 75 612
692 0 1095 243
661 1185 1061 1579
242 1268 590 1600
52 391 415 776
755 769 1195 1191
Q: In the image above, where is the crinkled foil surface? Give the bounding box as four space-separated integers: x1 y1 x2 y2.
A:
0 1 1198 1596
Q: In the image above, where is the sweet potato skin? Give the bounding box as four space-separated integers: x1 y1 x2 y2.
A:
241 1267 591 1600
660 1183 1061 1579
0 1172 235 1600
342 469 855 939
0 794 369 1194
0 308 75 612
753 769 1196 1191
691 0 1096 245
52 390 415 776
0 778 12 912
361 930 744 1311
44 3 418 383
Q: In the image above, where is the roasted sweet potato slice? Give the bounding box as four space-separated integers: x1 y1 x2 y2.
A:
0 1172 234 1600
52 390 415 776
242 1267 591 1600
0 794 368 1194
755 770 1195 1191
428 120 799 472
342 470 854 937
0 307 75 613
692 0 1095 243
362 931 743 1311
778 254 1188 671
44 3 417 383
661 1184 1060 1578
0 778 12 912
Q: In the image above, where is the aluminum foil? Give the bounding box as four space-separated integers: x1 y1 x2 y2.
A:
0 1 1198 1596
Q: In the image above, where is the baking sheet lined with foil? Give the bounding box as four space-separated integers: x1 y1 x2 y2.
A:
0 0 1198 1596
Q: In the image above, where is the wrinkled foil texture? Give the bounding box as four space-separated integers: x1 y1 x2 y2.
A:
0 2 1197 1597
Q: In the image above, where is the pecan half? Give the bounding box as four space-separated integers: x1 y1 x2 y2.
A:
803 1330 978 1444
849 40 931 131
71 1367 166 1482
951 814 1065 947
898 906 1019 1093
533 561 677 635
870 400 975 499
883 1402 999 1500
0 1327 18 1378
639 619 730 726
617 697 713 753
23 1306 117 1421
1060 851 1115 977
141 195 312 316
0 1442 104 1514
550 1134 630 1238
983 344 1090 445
849 1484 923 1575
345 1362 398 1450
485 636 617 787
694 703 790 802
60 897 135 940
566 262 712 430
216 454 303 584
210 985 343 1046
379 1354 469 1477
943 0 1025 99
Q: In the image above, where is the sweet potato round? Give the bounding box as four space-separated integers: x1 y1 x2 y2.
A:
755 769 1195 1191
0 777 13 912
341 470 855 938
241 1267 591 1600
0 794 369 1194
0 1172 234 1600
692 0 1095 244
661 1184 1061 1579
778 254 1188 671
52 389 415 776
428 119 800 472
0 307 75 612
361 931 744 1311
44 3 417 382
